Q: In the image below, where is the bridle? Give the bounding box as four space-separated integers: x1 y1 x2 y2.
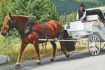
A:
8 18 15 30
7 17 36 36
4 18 15 35
5 17 47 37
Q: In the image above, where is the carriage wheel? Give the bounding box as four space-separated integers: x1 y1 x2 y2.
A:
88 34 101 56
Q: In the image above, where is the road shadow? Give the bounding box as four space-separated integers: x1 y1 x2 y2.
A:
56 49 105 62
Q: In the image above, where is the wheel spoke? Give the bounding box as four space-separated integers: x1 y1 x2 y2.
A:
88 35 100 56
93 35 95 42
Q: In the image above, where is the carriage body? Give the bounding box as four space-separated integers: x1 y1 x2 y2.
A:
64 18 102 56
64 21 94 39
64 6 105 42
63 7 105 55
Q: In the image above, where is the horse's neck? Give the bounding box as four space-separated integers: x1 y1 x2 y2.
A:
13 16 28 34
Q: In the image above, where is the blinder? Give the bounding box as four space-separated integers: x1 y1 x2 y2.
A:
8 19 15 29
5 19 15 35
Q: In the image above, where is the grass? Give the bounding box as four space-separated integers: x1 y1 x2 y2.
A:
0 35 87 65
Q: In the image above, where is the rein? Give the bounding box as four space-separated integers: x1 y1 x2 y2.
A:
9 16 47 36
8 17 34 36
9 17 59 40
7 18 15 31
19 18 34 36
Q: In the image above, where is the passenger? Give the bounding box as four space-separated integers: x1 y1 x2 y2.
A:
76 3 86 21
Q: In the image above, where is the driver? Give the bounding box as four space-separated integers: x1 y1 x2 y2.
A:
76 3 86 21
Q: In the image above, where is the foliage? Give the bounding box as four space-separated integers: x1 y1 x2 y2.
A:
0 0 59 26
59 12 76 24
53 0 105 14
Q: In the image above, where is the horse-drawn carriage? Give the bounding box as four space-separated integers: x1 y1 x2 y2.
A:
1 6 105 68
64 6 105 56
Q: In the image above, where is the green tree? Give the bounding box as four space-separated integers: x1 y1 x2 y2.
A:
0 0 59 37
10 0 58 20
0 0 12 24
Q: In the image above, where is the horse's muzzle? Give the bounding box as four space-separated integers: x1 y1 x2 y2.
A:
0 31 9 36
1 32 6 36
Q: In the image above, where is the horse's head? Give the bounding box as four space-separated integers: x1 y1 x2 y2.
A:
1 13 15 36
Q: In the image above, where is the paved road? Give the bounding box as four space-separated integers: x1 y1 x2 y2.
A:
0 50 105 70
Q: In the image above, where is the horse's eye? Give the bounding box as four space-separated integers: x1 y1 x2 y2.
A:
8 20 11 24
3 26 7 29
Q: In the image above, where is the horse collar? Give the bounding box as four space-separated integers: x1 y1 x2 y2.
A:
20 18 35 36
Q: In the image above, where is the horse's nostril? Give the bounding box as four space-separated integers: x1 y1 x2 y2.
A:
1 32 3 35
0 32 1 34
0 31 2 33
1 32 6 36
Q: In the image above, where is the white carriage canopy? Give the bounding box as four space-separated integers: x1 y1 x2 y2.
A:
86 9 105 23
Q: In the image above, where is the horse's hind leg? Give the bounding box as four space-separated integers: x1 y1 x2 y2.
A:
50 41 56 62
60 41 69 58
15 41 27 69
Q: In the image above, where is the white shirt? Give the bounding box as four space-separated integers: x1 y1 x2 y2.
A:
76 10 86 21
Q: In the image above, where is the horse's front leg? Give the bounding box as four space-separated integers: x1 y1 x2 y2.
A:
50 41 56 62
33 41 41 65
15 41 27 69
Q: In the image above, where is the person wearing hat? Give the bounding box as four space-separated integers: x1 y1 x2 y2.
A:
76 3 86 21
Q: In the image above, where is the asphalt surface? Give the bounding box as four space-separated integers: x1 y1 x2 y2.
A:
0 50 105 70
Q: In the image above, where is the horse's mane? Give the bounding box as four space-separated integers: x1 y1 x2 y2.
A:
13 15 29 19
12 15 40 25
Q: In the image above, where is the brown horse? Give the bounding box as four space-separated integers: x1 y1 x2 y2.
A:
0 13 69 68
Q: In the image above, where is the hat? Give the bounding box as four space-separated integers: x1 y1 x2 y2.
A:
80 3 85 7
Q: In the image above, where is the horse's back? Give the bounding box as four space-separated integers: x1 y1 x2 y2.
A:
44 20 63 37
45 20 62 30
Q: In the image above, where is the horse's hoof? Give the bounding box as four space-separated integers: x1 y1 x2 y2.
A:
66 54 69 58
37 62 41 65
65 52 69 58
15 64 21 69
63 52 69 58
36 60 41 65
50 58 54 62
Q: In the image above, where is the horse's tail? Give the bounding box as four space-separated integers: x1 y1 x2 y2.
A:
59 30 75 52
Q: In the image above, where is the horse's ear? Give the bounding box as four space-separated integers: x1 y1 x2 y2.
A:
8 12 12 18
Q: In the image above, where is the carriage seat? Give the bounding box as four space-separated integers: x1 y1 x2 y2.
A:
86 15 105 28
86 15 98 21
